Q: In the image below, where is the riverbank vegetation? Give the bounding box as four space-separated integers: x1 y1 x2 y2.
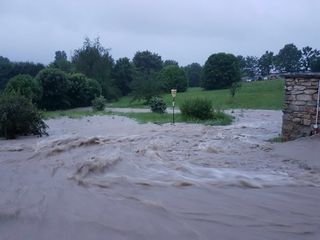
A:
1 38 318 134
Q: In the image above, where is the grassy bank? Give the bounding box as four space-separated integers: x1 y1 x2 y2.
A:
44 110 233 125
44 79 283 125
109 79 284 110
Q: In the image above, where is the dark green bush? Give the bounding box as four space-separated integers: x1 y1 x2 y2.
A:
67 73 102 107
4 74 41 103
149 97 167 113
180 98 214 120
0 95 48 139
92 95 106 111
67 73 89 107
36 68 70 110
86 78 102 102
103 85 122 101
230 82 241 98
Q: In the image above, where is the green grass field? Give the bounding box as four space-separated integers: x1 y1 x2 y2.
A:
109 79 284 110
45 79 283 125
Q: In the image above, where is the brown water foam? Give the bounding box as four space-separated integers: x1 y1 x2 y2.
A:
1 112 320 240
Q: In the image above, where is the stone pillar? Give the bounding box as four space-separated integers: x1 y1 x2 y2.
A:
282 73 320 141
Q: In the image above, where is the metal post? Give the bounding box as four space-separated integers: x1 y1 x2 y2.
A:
171 89 177 125
172 97 175 124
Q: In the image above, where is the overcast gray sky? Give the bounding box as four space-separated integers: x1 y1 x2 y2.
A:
0 0 319 66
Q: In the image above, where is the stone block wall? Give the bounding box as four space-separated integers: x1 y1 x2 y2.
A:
282 73 320 141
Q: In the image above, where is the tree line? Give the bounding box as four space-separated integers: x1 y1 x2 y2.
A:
1 39 319 110
238 44 320 79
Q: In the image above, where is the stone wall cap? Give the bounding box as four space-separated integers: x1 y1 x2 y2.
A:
281 72 320 79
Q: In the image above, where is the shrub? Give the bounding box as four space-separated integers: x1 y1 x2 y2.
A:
0 95 48 139
68 73 103 107
4 74 41 103
180 98 214 120
86 78 102 102
149 97 167 113
230 82 242 98
92 95 106 111
36 68 70 110
67 73 89 107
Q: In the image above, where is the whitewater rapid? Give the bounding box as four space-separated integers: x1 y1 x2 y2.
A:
0 110 319 239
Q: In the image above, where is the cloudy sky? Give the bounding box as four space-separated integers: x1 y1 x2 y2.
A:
0 0 319 66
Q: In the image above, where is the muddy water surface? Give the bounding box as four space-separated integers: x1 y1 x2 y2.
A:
0 110 320 240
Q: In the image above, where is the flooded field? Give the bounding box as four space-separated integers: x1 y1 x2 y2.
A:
0 110 319 240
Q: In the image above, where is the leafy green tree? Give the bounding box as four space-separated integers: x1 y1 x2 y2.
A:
132 50 163 73
258 51 274 76
10 62 45 79
202 53 241 90
72 38 115 99
0 56 13 90
55 50 67 61
301 46 320 71
86 78 102 103
159 65 187 92
0 95 48 139
183 63 202 87
163 60 179 67
51 50 73 73
274 43 302 72
67 73 102 107
4 74 41 103
243 56 259 78
237 55 246 77
36 68 70 110
236 55 259 78
68 73 89 107
311 57 320 72
130 51 164 102
113 57 134 96
130 71 163 103
0 56 45 91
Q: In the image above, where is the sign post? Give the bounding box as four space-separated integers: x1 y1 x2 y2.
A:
171 89 177 124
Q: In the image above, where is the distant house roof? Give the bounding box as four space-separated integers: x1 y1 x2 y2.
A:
281 72 320 79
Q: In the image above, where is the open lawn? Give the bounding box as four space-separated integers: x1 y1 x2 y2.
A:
109 79 284 110
44 79 283 125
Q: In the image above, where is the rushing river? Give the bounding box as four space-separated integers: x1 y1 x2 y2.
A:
1 110 319 240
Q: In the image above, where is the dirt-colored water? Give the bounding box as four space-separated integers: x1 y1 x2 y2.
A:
0 110 319 240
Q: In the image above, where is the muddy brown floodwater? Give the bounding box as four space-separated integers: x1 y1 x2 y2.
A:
0 110 320 240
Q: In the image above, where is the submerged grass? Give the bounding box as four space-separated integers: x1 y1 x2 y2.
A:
268 135 284 143
44 110 233 125
118 111 233 125
43 109 106 119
